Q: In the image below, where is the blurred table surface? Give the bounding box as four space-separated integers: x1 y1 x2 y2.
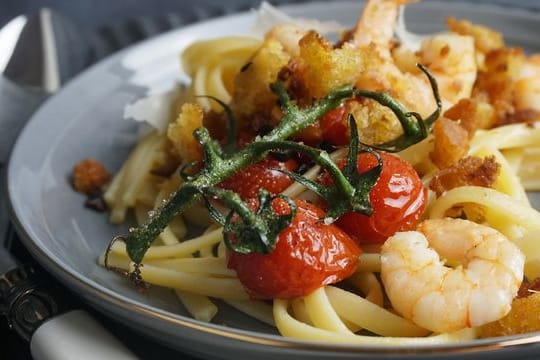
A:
1 1 539 359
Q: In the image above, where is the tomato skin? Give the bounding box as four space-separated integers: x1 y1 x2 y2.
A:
219 157 298 200
318 102 349 146
227 199 361 299
294 99 355 147
325 152 426 244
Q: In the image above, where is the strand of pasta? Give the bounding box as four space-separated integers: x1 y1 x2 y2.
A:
502 148 524 173
102 159 127 220
145 257 235 277
154 214 220 323
103 131 164 223
181 36 260 75
346 272 383 306
325 286 430 337
518 147 540 190
137 200 220 321
471 146 529 205
466 147 532 240
510 229 540 279
282 148 348 199
470 122 540 153
217 239 227 258
428 186 540 241
118 182 224 321
197 224 221 257
99 249 234 279
128 262 249 300
198 245 215 258
135 203 186 246
175 290 218 322
291 299 312 325
98 250 129 270
281 164 321 198
293 295 365 333
109 227 223 259
398 137 437 177
182 37 260 111
196 56 253 108
160 223 186 245
274 298 477 344
223 300 276 326
134 177 161 207
303 287 352 334
99 252 221 320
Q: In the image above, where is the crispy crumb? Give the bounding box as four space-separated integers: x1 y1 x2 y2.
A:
167 103 204 163
429 156 500 196
72 159 111 195
446 17 504 54
429 117 470 169
480 292 540 338
444 98 497 135
517 277 540 298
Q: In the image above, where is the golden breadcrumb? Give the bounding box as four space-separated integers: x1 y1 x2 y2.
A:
167 103 204 163
430 117 470 169
231 39 290 119
446 16 504 54
298 31 369 99
72 159 111 195
480 292 540 337
444 98 497 136
429 155 500 196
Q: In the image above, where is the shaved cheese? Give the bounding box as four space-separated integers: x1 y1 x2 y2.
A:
123 88 180 133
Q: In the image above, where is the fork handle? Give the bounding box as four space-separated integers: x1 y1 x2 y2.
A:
30 310 137 360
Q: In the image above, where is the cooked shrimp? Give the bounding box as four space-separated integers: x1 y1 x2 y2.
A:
474 48 539 124
348 0 435 117
350 0 412 48
380 218 524 333
349 0 477 113
418 34 477 109
515 54 540 113
266 0 477 145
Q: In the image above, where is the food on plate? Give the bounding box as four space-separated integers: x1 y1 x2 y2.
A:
81 0 540 344
227 198 361 299
72 158 111 195
320 150 427 244
381 218 524 333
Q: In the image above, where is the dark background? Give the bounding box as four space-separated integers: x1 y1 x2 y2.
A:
1 1 539 359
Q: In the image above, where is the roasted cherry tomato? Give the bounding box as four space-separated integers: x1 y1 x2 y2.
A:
294 99 356 147
227 199 361 299
323 151 426 244
318 101 349 146
219 156 298 200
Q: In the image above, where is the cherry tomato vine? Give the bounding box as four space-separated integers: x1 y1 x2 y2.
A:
104 64 441 289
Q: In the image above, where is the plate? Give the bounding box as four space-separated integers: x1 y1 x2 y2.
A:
7 1 540 359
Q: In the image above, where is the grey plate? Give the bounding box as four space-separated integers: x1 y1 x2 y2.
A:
7 1 540 359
